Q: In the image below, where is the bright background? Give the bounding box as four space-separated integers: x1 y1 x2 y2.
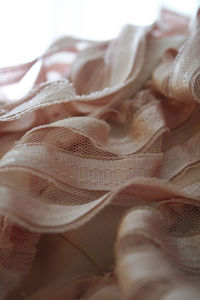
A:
0 0 199 67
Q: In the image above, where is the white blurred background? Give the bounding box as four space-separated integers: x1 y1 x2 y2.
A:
0 0 199 67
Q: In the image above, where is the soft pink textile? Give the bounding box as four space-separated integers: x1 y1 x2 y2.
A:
0 8 200 300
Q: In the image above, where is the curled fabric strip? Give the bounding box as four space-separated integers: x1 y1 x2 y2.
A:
0 218 40 300
115 206 200 300
152 28 200 103
0 7 200 300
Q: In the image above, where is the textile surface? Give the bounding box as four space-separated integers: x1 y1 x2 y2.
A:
0 8 200 300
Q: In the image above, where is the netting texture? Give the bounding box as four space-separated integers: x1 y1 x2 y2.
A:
0 8 200 300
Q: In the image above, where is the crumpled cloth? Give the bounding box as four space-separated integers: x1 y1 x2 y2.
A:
0 8 200 300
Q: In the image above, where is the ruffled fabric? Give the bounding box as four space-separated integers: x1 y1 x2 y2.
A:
0 8 200 300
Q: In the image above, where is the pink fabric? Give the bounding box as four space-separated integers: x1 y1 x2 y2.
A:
0 8 200 300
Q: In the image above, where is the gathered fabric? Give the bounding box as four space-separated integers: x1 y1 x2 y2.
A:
0 8 200 300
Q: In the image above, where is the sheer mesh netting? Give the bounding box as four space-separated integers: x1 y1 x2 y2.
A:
0 7 200 300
